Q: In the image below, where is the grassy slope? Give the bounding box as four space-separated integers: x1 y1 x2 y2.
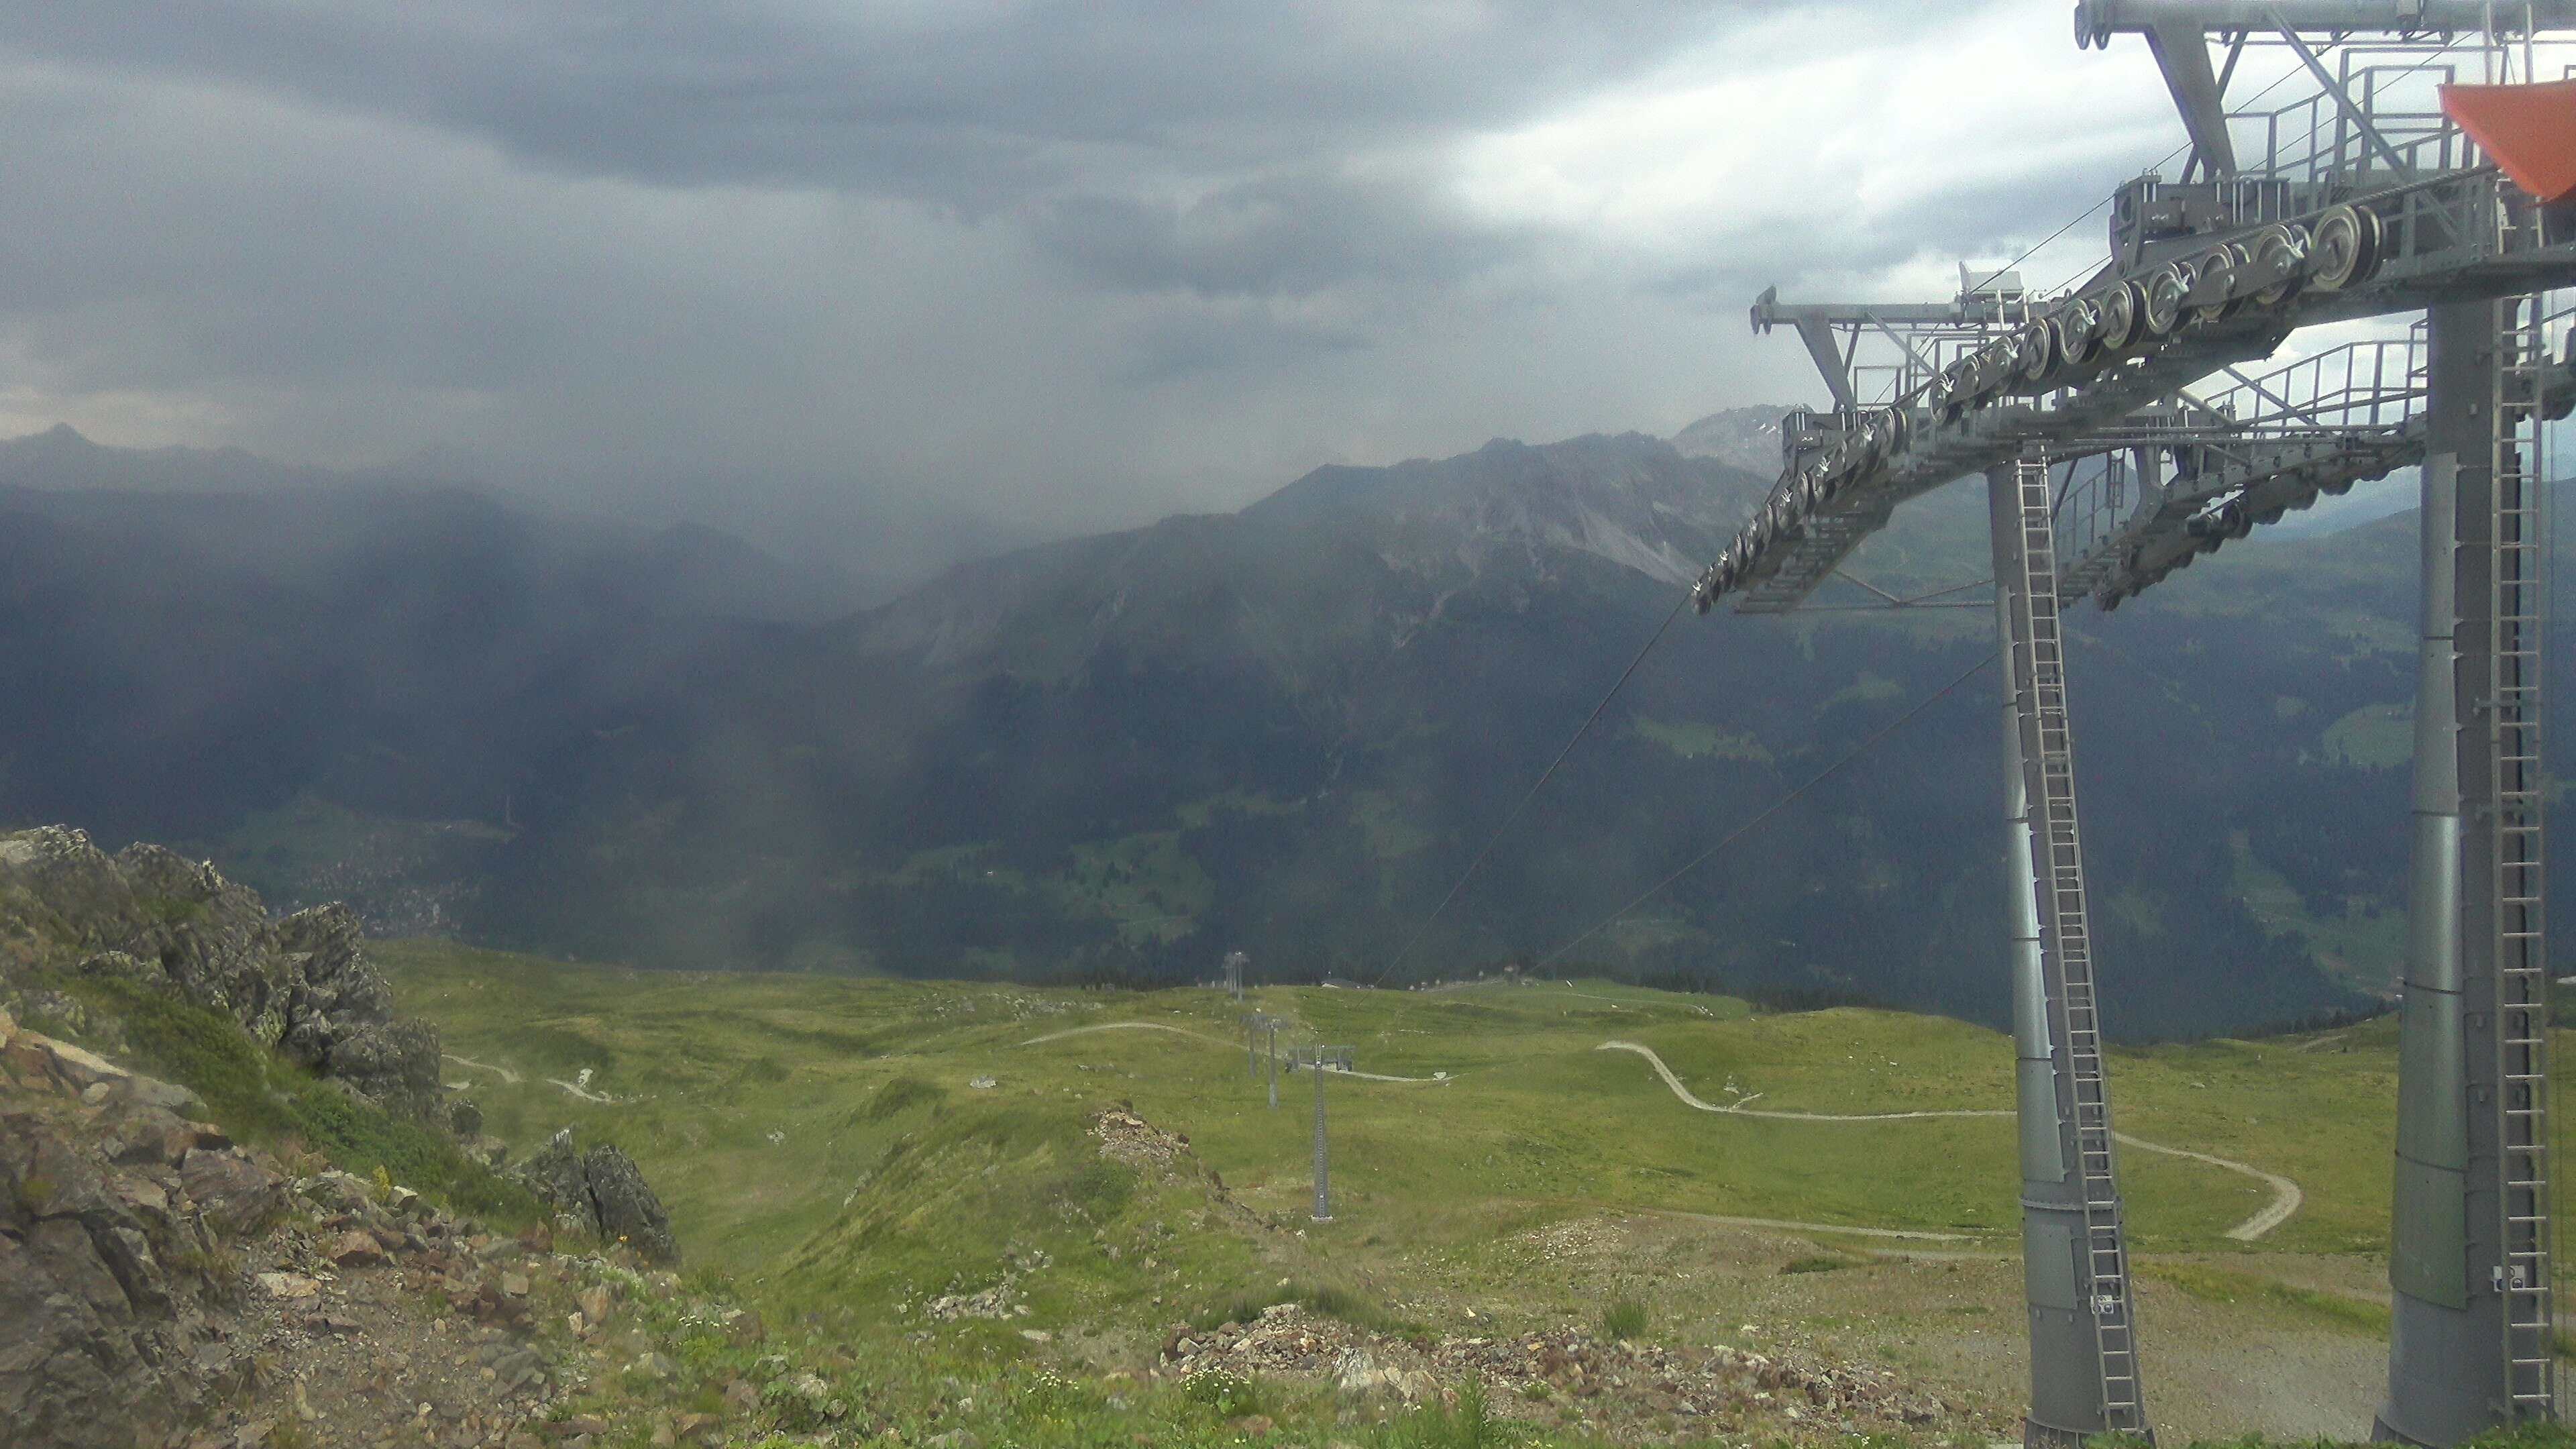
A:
382 943 2417 1317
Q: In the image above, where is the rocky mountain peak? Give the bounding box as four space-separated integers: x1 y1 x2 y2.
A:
1670 405 1808 477
1242 430 1766 586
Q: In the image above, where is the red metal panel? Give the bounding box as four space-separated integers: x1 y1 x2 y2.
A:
2443 80 2576 203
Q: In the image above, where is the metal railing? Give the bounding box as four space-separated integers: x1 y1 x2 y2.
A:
2049 292 2571 608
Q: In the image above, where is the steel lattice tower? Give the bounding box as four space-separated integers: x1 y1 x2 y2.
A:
1689 4 2574 1440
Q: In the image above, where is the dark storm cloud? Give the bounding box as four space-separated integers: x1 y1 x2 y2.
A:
1 3 1784 202
1116 301 1375 384
0 1 1854 311
1027 168 1533 299
0 0 2189 589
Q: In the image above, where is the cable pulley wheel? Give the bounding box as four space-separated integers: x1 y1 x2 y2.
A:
2093 281 2141 353
2141 262 2190 338
2053 297 2101 367
2017 319 2057 385
1862 411 1894 472
1962 347 1994 401
2306 205 2381 293
2188 245 2241 326
2248 223 2308 308
1976 338 2015 396
2092 280 2133 353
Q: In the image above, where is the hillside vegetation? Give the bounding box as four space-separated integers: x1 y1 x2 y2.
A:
385 938 2461 1443
7 425 2545 1038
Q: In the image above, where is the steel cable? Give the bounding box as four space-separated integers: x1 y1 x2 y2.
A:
1369 591 1693 987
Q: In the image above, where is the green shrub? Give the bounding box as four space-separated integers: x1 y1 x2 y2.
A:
1376 1380 1518 1449
1599 1294 1648 1342
1179 1366 1263 1418
135 894 209 927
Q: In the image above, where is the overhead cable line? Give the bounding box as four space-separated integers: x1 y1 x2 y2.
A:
1967 199 2118 299
1535 650 1998 971
1371 592 1693 987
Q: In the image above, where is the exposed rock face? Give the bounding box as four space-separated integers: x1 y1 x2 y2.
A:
1670 404 1805 477
512 1129 680 1265
0 826 443 1120
0 1013 282 1449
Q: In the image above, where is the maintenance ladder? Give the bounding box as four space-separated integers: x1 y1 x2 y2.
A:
2491 290 2555 1417
2010 455 2149 1434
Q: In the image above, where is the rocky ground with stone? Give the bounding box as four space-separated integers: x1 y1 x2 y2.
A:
1157 1301 1956 1440
0 828 738 1449
0 1004 709 1448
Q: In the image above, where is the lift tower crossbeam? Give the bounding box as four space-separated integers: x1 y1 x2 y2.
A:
2055 321 2576 608
1698 4 2576 618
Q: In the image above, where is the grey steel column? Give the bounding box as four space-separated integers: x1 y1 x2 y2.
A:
1267 1023 1279 1110
2378 299 2511 1446
1311 1055 1332 1222
1989 468 2125 1449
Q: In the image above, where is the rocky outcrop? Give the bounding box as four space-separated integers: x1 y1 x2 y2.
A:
511 1129 680 1265
1 1009 284 1448
0 826 443 1121
268 904 443 1120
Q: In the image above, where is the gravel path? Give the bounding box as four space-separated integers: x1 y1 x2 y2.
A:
439 1052 521 1084
1597 1040 2302 1242
1018 1020 1454 1081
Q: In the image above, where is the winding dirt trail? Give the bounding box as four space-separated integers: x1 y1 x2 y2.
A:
1022 1020 1232 1049
1018 1020 1452 1082
1638 1208 1989 1243
1596 1040 2302 1243
440 1053 521 1085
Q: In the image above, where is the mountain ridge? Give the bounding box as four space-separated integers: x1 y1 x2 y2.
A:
0 420 2507 1036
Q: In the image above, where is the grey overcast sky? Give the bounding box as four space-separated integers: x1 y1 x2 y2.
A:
0 0 2198 570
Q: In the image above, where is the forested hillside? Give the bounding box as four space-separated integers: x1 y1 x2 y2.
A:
1 421 2513 1037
